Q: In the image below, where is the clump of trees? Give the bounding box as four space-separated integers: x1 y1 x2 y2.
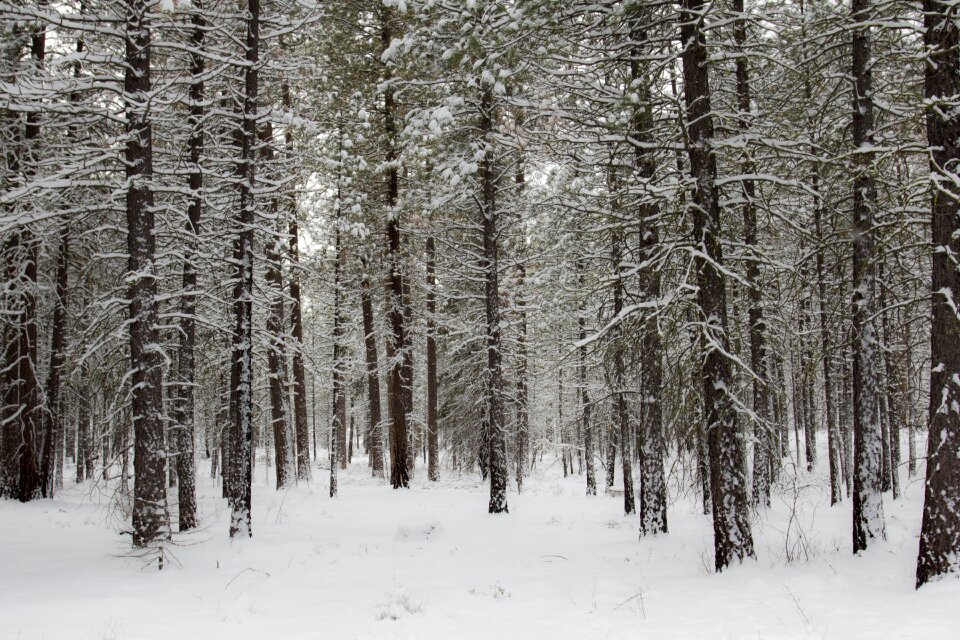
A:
0 0 957 587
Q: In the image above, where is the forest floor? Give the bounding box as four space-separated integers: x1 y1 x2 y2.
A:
2 448 958 640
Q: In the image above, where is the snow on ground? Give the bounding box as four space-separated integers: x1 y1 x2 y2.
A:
1 451 957 640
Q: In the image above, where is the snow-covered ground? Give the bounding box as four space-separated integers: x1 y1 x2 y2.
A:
2 451 957 640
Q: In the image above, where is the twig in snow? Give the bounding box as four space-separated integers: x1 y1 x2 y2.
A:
225 567 271 590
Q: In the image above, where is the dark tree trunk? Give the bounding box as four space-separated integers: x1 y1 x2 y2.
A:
903 315 917 479
611 228 635 515
680 0 754 569
265 208 293 490
330 222 345 498
170 5 204 531
283 82 312 483
77 391 92 484
851 0 885 553
426 236 439 482
814 195 842 505
605 418 617 491
329 129 348 497
381 8 410 490
879 287 901 499
360 266 385 478
515 261 529 493
348 403 354 464
1 8 44 503
731 0 770 510
627 11 667 533
124 0 167 548
228 0 259 539
799 295 817 472
479 80 508 514
261 125 293 492
40 227 68 498
578 264 595 496
917 0 960 587
559 355 567 479
841 347 854 496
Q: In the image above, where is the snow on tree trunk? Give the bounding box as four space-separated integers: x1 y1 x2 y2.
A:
0 7 43 503
228 0 260 539
361 266 385 479
611 227 635 516
40 226 68 498
917 0 960 587
125 0 167 548
578 261 595 497
814 192 842 506
283 78 312 484
479 79 508 515
426 235 439 482
265 183 293 490
381 8 410 490
680 0 755 570
730 0 771 511
850 0 885 553
515 259 529 494
628 12 667 534
171 5 204 531
331 203 345 499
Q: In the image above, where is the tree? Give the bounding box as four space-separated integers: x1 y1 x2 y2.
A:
380 4 411 490
426 233 439 482
917 0 960 587
228 0 261 539
680 0 755 570
170 0 206 531
850 0 885 553
124 0 167 549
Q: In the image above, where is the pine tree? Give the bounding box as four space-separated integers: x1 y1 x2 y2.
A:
228 0 261 539
916 0 960 587
850 0 885 553
680 0 755 570
125 0 167 549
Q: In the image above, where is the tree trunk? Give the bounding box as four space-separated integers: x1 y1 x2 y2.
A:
680 0 755 569
559 353 567 479
605 417 617 490
381 8 410 490
329 129 348 497
1 6 45 503
814 187 842 505
426 236 440 481
902 312 917 478
628 11 666 533
917 0 960 586
284 81 312 483
840 347 853 496
171 5 204 531
730 0 771 511
851 0 885 553
40 227 68 498
479 80 508 514
265 211 293 490
879 286 900 499
578 267 595 497
124 0 167 550
611 227 635 515
262 125 294 492
515 258 529 493
361 266 385 478
228 0 259 539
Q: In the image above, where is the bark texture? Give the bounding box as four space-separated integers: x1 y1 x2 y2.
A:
917 0 960 587
680 0 755 570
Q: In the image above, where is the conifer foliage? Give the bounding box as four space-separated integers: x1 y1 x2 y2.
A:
0 0 956 585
